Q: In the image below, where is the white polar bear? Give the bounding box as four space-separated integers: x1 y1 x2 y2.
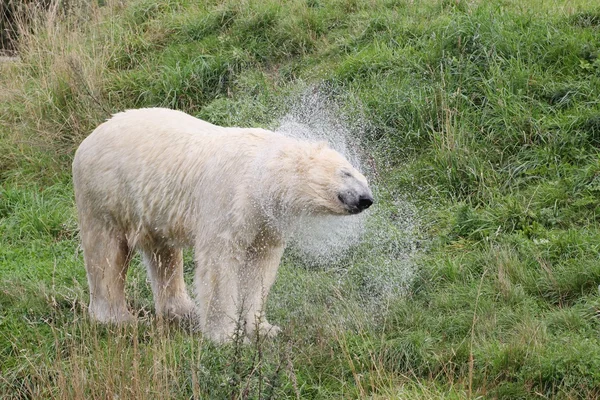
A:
72 108 373 342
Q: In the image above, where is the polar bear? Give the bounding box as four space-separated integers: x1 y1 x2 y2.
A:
72 108 373 342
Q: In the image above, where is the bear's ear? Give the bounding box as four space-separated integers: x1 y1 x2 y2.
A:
314 140 329 150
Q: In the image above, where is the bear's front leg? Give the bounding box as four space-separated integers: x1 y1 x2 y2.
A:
241 242 285 339
194 246 244 342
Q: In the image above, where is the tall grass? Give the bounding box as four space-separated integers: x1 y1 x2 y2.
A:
2 0 600 398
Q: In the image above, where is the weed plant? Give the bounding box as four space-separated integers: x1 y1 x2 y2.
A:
2 0 600 398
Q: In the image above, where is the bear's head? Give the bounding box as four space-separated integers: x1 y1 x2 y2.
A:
277 141 373 216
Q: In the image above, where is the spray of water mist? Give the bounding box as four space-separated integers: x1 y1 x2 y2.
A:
263 85 423 328
272 86 421 302
274 87 369 265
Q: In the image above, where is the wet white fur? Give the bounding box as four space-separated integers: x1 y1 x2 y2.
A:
72 108 371 342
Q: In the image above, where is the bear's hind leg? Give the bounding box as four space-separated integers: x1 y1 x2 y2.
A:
142 247 196 321
81 224 134 323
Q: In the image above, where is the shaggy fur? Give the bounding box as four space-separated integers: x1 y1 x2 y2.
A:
72 108 372 342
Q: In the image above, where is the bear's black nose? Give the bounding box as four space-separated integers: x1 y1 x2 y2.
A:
357 195 373 210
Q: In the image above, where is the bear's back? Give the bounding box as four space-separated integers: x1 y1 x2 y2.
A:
72 108 284 244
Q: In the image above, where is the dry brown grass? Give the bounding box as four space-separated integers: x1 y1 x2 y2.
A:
1 0 120 160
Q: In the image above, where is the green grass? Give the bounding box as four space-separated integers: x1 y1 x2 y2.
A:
3 0 600 398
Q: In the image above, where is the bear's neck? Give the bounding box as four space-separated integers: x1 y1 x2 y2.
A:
250 141 312 235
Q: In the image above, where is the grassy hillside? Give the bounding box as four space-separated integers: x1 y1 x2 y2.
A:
2 0 600 398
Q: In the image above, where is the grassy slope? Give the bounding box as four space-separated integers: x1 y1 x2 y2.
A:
2 0 600 398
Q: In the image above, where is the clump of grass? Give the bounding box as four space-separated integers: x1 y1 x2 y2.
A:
0 0 118 184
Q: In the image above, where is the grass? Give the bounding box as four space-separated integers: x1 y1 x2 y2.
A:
2 0 600 398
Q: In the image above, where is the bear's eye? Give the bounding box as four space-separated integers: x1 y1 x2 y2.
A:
342 171 353 178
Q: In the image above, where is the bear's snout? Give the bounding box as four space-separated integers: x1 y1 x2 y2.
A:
338 191 374 214
358 194 373 210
